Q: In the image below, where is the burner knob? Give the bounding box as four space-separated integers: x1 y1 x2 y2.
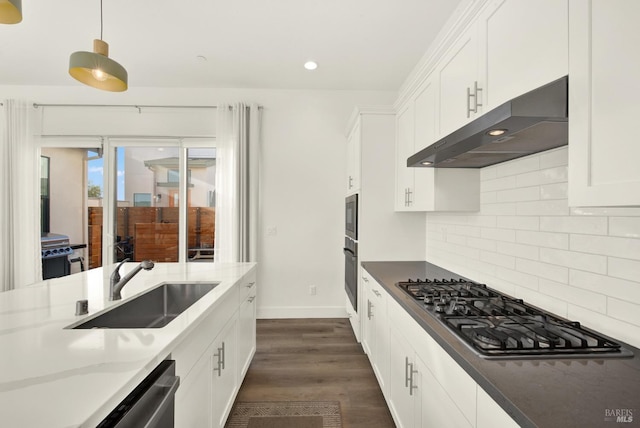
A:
424 296 434 305
435 302 446 313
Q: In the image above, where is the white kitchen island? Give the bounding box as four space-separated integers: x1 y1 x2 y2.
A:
0 262 256 428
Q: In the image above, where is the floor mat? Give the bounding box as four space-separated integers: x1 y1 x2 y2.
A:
226 401 342 428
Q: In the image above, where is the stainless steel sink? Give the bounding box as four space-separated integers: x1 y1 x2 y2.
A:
71 282 218 329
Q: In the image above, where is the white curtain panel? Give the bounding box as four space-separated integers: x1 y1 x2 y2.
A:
0 100 42 291
214 103 261 263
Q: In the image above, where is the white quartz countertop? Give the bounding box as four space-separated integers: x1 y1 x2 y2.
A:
0 262 256 428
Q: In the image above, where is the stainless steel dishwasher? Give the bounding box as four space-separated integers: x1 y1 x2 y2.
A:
97 359 180 428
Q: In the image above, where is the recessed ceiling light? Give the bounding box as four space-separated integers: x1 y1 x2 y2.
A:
304 61 318 70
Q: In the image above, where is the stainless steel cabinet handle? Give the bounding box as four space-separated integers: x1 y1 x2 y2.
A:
246 282 255 288
467 81 483 117
362 276 369 283
407 188 413 206
474 81 483 112
213 342 225 376
409 362 418 396
348 176 353 189
405 356 410 388
367 300 373 320
248 295 255 303
220 341 226 370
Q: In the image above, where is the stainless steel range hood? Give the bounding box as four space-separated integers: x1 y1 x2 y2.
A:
408 76 568 168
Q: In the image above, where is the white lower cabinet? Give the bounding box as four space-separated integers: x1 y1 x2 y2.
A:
361 271 389 392
364 268 518 428
212 316 238 428
174 271 257 428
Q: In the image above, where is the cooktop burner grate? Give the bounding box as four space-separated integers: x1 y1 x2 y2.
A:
397 279 633 359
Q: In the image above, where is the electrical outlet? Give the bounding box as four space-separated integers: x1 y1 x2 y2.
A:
309 285 317 295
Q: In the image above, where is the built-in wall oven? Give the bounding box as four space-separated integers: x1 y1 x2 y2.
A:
344 194 358 311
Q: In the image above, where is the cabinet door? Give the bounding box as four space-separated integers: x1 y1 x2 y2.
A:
412 77 438 211
476 387 519 428
346 121 361 194
568 0 640 206
387 325 418 428
395 102 415 211
237 286 256 379
481 0 568 110
370 281 389 394
438 23 482 137
212 316 238 428
361 273 374 357
175 343 213 428
418 356 473 428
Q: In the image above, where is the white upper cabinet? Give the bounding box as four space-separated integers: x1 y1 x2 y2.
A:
479 0 568 111
438 23 483 138
568 0 640 206
346 121 361 195
395 82 480 212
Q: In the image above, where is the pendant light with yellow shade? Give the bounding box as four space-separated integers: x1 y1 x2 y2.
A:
0 0 22 24
69 0 128 92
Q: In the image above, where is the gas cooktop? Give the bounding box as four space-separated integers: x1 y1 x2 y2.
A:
398 278 633 359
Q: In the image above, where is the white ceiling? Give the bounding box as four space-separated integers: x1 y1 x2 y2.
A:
0 0 462 91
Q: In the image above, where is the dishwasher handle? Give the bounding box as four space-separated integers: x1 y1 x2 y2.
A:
141 374 180 428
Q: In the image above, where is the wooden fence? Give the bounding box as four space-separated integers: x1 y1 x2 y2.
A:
88 207 215 268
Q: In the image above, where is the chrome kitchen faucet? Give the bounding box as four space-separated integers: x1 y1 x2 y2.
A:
109 259 155 301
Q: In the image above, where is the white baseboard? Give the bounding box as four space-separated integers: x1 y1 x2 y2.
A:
257 305 348 319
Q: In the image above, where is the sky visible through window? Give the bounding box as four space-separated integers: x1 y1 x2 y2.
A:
87 149 125 200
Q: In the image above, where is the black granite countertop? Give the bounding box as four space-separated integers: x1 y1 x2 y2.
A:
362 261 640 428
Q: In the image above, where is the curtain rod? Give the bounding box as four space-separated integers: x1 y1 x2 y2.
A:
32 103 263 110
33 103 218 110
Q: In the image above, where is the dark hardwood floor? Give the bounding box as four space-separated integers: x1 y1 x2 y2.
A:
229 318 395 428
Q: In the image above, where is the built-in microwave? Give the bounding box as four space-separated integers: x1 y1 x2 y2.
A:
345 194 358 240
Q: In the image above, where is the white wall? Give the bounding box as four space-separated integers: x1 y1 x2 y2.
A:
1 85 395 317
425 146 640 349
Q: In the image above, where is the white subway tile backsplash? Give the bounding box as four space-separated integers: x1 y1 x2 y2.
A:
480 191 497 205
481 227 516 242
539 146 568 169
467 237 497 252
571 234 640 260
516 230 568 249
480 251 516 269
496 215 539 231
570 269 640 305
516 166 568 188
539 279 607 313
515 286 568 317
539 182 568 200
607 298 640 328
568 305 640 349
540 248 607 274
609 217 640 239
494 155 540 178
516 258 568 283
496 241 539 261
483 175 517 192
608 257 640 283
516 199 571 216
481 202 517 216
425 148 640 349
539 216 608 235
495 266 539 291
496 186 540 203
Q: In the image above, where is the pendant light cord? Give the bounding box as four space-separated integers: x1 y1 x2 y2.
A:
99 0 103 40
